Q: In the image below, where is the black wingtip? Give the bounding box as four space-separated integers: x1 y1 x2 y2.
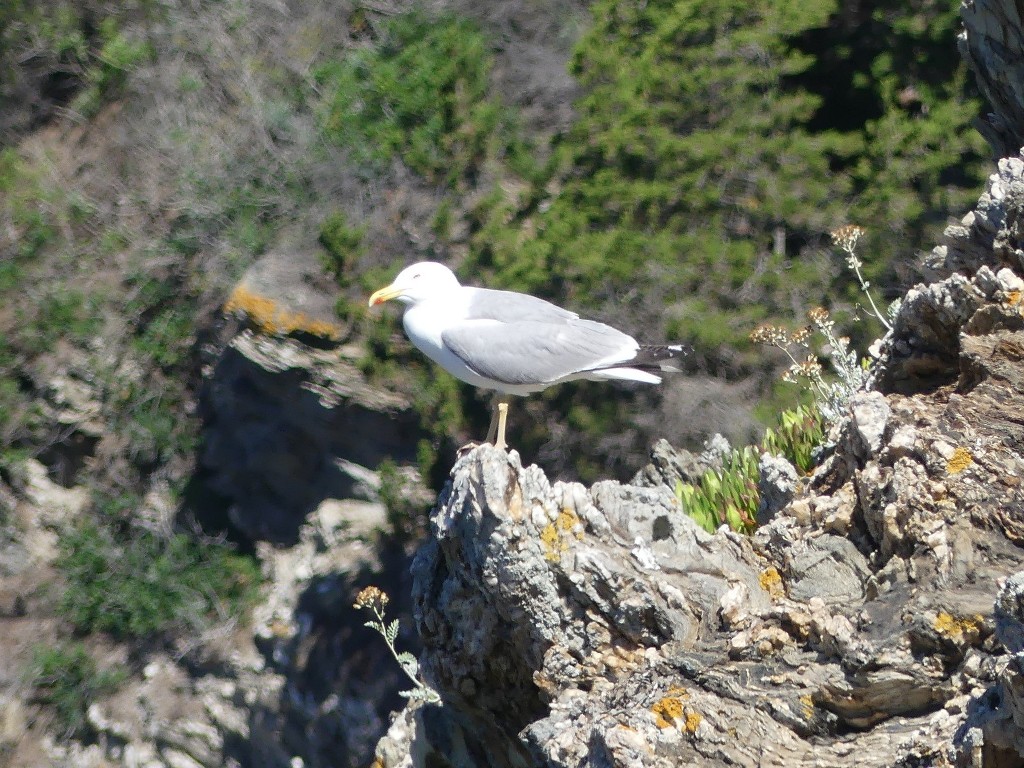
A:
632 343 692 372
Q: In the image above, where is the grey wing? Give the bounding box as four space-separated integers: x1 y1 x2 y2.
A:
463 287 579 324
441 318 638 386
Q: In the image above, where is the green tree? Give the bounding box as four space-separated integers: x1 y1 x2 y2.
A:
463 0 986 360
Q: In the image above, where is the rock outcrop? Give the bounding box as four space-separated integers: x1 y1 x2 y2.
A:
372 117 1024 768
200 328 423 543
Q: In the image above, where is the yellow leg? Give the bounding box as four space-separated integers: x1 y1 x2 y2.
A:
495 397 510 451
485 401 499 444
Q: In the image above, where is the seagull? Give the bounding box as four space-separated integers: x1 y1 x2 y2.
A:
368 262 688 451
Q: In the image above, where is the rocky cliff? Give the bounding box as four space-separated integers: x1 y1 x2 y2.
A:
371 160 1024 766
367 5 1024 762
3 1 1024 767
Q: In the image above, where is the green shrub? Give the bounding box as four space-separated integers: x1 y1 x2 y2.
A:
677 446 761 535
762 404 825 475
132 307 194 370
316 12 530 186
0 149 58 262
458 0 986 350
57 516 261 641
15 289 103 356
377 458 428 540
27 642 125 740
319 211 366 283
106 377 198 469
71 17 152 117
677 404 825 533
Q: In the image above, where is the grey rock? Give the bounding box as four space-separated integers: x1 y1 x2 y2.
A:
700 433 732 465
201 330 424 543
850 391 890 459
780 534 870 605
383 411 1024 766
995 572 1024 653
756 453 798 526
630 438 713 489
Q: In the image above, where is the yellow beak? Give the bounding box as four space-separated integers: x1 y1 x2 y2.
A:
368 283 404 307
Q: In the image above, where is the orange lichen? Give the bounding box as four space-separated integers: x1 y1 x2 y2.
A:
1006 289 1023 308
684 710 702 734
224 284 342 340
759 566 785 598
541 509 582 562
651 696 685 728
557 507 582 538
800 693 815 720
945 447 973 475
934 611 984 645
652 689 701 734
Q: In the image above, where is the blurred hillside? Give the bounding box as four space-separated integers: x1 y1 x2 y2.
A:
0 0 993 764
0 0 989 484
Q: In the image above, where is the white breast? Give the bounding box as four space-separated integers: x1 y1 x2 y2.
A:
402 295 497 390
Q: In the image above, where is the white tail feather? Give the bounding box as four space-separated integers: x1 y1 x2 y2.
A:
586 367 662 384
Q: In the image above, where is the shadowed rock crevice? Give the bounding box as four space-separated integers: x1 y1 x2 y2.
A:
199 330 422 544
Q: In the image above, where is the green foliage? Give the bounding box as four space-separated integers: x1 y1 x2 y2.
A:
464 0 844 309
0 4 154 125
131 307 194 370
319 211 365 283
57 515 260 641
15 289 103 356
457 0 985 359
677 446 761 535
0 337 23 443
0 149 57 263
133 308 193 368
376 458 425 540
316 12 532 186
360 315 468 445
27 642 125 740
762 404 825 475
677 404 825 533
70 17 152 117
104 376 196 468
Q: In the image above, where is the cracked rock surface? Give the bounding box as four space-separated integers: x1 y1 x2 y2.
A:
374 152 1024 768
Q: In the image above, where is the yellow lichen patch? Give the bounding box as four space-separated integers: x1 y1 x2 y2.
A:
934 611 984 645
652 690 702 735
800 693 815 720
557 507 583 538
540 509 582 562
540 523 564 562
224 284 342 340
684 710 702 734
759 566 785 598
1006 289 1023 308
651 696 685 729
945 446 973 475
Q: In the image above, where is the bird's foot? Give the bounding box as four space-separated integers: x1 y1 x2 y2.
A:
456 440 508 458
456 441 482 458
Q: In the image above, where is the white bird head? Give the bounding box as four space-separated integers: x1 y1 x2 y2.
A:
368 261 461 307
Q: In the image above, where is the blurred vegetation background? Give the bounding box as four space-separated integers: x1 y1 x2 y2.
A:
0 0 988 484
0 0 990 745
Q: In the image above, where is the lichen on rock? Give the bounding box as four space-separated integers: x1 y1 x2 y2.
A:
374 143 1024 768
